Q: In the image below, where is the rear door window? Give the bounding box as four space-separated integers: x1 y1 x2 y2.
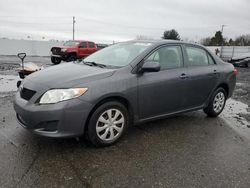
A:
186 46 209 66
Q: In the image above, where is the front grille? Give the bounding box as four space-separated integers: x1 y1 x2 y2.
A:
20 87 36 101
51 47 61 55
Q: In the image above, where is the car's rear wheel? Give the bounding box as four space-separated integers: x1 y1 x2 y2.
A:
87 101 129 147
51 57 61 64
203 87 227 117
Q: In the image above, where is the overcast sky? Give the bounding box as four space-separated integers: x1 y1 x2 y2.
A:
0 0 250 43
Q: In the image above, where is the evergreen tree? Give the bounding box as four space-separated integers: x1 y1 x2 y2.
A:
162 29 180 40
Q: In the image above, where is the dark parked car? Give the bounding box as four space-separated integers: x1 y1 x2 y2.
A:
228 53 250 67
14 40 237 146
96 43 109 50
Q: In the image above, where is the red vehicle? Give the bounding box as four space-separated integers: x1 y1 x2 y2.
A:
50 40 98 64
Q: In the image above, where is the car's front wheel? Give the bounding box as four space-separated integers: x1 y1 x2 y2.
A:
203 87 227 117
51 56 61 64
87 101 129 147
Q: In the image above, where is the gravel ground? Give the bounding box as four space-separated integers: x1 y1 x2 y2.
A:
232 67 250 122
233 67 250 104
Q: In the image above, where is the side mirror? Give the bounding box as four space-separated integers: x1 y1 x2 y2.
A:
139 61 160 73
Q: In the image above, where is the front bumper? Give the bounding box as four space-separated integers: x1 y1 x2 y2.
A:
51 54 62 58
51 53 69 61
13 90 94 138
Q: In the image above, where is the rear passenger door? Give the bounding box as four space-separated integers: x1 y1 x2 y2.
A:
184 45 218 109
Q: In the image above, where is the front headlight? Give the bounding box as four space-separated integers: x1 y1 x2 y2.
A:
61 48 67 52
39 88 88 104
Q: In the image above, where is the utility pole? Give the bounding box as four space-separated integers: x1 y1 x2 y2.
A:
73 16 76 40
220 25 226 58
221 24 226 34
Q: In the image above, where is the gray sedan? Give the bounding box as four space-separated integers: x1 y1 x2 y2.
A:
14 40 237 146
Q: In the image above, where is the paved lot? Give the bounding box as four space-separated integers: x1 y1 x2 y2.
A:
0 56 250 188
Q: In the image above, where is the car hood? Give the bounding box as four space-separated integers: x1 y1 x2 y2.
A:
25 62 115 88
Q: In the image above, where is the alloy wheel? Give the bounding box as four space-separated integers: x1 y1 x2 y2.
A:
213 92 225 113
96 109 125 141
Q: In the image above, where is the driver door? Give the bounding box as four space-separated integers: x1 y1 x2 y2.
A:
138 45 187 120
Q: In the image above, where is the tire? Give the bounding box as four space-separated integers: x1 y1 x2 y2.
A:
203 87 227 117
67 55 77 62
17 80 22 88
87 101 129 147
51 57 61 64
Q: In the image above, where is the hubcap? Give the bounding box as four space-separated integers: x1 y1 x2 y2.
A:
213 92 225 113
96 109 125 141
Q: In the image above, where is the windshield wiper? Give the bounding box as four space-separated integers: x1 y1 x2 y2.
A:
82 61 106 68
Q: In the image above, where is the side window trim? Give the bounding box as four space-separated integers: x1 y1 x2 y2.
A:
143 44 184 71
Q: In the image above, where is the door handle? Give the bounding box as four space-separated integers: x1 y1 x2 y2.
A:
213 69 217 74
180 73 188 79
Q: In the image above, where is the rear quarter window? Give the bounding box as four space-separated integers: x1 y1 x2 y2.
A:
207 54 216 64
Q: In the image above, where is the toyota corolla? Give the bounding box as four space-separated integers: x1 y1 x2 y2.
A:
14 40 237 146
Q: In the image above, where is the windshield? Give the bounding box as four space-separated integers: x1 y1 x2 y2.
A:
83 42 152 67
63 41 80 47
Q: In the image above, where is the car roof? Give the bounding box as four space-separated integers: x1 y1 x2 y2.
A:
67 40 95 43
123 39 206 48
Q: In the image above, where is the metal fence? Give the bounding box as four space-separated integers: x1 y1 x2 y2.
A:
0 39 64 56
221 46 250 61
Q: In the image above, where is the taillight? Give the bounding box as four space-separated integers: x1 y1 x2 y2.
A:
233 68 238 76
